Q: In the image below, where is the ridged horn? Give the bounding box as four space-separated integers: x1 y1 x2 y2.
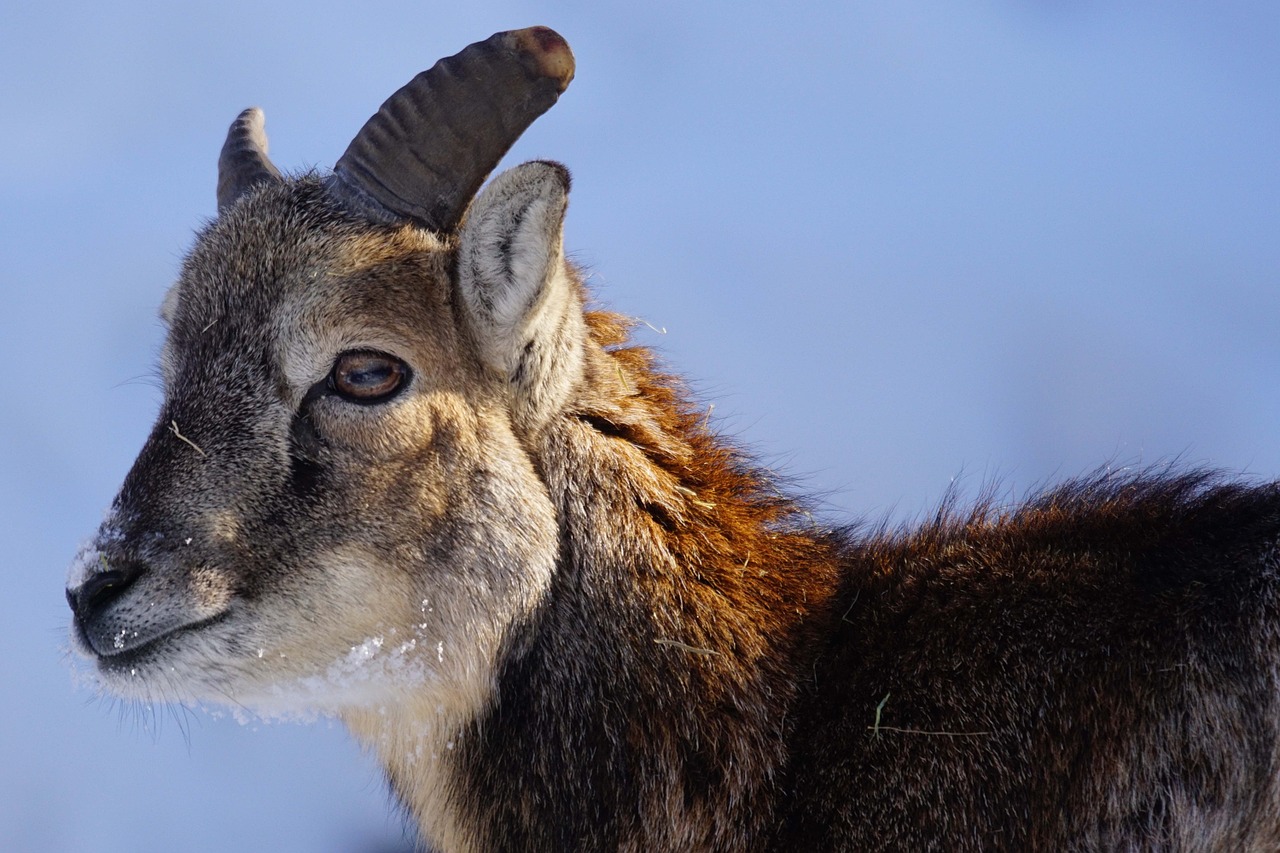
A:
217 107 283 212
330 26 575 232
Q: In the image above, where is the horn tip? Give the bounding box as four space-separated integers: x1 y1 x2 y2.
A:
506 26 575 92
230 107 269 151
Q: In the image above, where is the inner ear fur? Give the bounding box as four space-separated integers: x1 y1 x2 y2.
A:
457 160 587 429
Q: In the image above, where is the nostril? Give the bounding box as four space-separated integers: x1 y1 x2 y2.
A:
69 564 145 620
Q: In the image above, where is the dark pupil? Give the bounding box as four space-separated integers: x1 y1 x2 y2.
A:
335 353 402 399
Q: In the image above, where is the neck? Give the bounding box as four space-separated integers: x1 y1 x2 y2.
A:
452 325 840 849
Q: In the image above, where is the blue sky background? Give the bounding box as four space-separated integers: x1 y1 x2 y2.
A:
3 2 1278 850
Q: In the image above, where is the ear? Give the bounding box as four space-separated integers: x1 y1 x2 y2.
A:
458 160 586 429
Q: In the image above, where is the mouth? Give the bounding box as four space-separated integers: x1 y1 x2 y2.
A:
73 609 232 674
67 551 242 676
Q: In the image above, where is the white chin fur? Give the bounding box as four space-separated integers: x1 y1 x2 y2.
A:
84 619 493 727
223 630 444 720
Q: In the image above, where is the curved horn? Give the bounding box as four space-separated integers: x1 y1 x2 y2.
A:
217 107 283 212
331 26 575 232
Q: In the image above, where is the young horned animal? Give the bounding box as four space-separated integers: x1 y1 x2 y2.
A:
67 26 1280 852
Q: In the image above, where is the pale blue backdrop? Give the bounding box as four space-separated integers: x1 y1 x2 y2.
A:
3 2 1277 850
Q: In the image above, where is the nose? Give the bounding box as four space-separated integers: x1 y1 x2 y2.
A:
67 562 145 626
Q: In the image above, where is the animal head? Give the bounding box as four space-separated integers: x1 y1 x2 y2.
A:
66 28 588 717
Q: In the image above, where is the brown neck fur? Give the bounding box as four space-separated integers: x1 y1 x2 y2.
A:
437 308 842 850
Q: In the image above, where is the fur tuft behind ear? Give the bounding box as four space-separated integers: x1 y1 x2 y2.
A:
458 160 586 429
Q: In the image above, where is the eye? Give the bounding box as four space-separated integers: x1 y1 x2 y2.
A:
329 350 410 403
